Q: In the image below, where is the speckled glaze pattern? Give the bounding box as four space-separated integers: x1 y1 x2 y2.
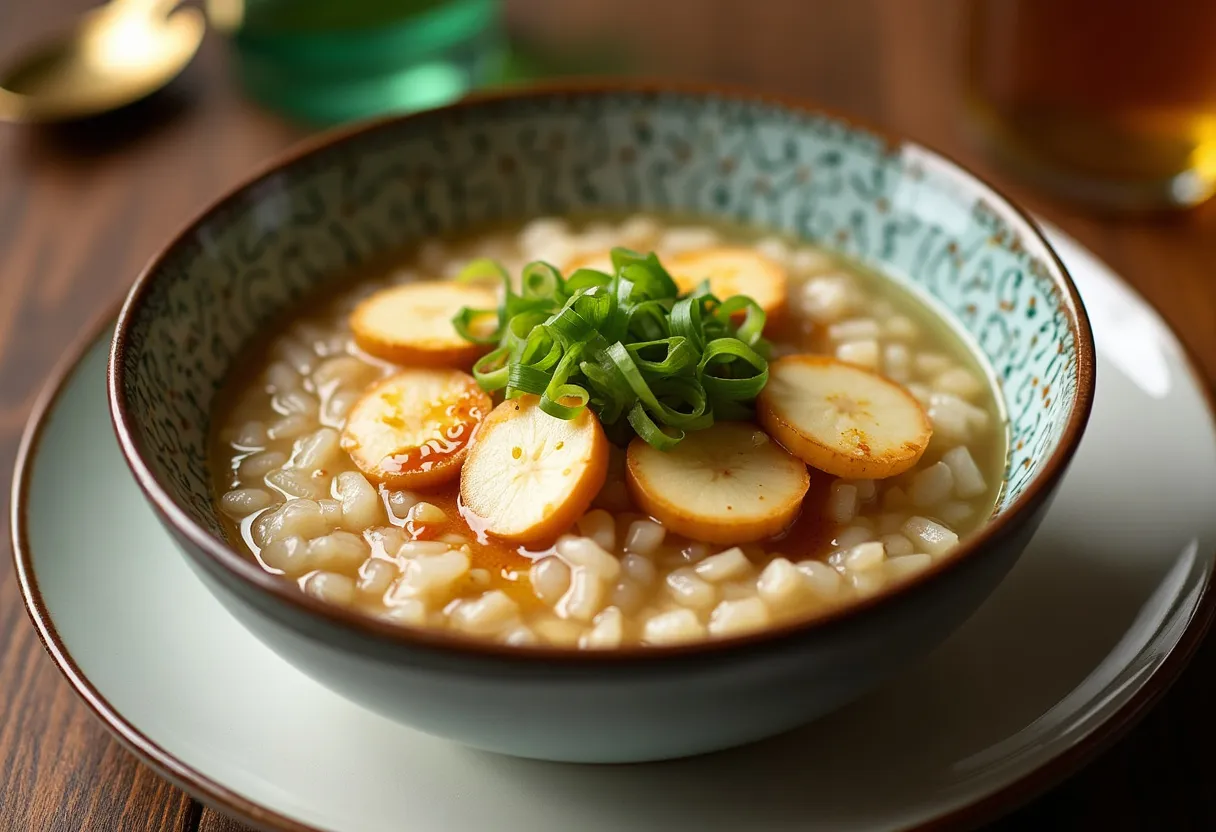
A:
115 89 1077 537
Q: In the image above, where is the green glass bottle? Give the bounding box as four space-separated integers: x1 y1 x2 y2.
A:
224 0 506 124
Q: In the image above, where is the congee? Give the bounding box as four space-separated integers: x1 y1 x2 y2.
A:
211 216 1008 648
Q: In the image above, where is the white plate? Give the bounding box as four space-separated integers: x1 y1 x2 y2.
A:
13 228 1216 832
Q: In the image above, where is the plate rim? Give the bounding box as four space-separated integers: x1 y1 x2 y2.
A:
9 236 1216 832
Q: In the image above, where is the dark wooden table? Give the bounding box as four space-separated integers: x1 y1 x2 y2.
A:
3 1 1215 830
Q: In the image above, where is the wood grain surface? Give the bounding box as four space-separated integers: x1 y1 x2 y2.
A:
2 1 1215 830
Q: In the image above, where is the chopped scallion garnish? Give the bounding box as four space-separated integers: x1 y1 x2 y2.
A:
452 248 770 449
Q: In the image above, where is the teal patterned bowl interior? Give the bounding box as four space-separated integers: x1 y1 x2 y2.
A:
111 84 1094 561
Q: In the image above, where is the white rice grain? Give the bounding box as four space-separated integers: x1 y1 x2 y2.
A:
576 510 617 552
365 526 407 559
502 625 538 646
533 616 584 647
265 467 330 501
409 501 447 526
621 552 657 586
883 342 912 382
796 560 843 597
828 482 859 524
834 524 875 550
842 541 885 572
311 355 379 392
849 569 885 597
273 389 319 419
556 536 622 582
828 318 880 342
755 236 790 264
884 315 919 340
304 571 356 605
316 496 345 523
694 547 753 583
397 540 456 558
791 248 835 275
557 568 608 622
265 362 299 394
392 549 470 601
381 598 427 626
624 519 666 556
880 533 915 557
262 499 328 542
915 352 953 377
642 608 706 645
757 558 804 607
238 450 287 479
836 339 880 369
386 489 419 520
268 413 316 441
911 461 955 507
848 479 877 501
322 389 361 425
580 607 624 649
666 568 717 609
260 536 311 575
609 579 647 614
290 428 342 471
221 488 276 519
307 530 369 571
902 516 960 557
935 367 984 400
357 558 397 596
942 446 987 498
928 393 990 444
450 591 519 636
801 275 853 323
530 557 572 606
708 597 770 637
336 471 382 531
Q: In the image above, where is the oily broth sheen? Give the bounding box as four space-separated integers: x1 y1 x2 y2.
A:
209 216 1008 648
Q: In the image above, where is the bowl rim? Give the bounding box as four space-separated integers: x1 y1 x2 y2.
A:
107 77 1097 664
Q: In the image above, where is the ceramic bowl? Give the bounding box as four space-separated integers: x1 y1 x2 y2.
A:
109 82 1095 763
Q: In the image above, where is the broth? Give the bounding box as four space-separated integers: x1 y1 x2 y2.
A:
210 216 1007 647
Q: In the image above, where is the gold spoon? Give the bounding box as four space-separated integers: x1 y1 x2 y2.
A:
0 0 206 124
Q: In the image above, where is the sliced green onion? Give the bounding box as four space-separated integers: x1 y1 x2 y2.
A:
472 346 510 391
626 337 699 377
565 268 612 293
699 338 769 401
451 247 774 449
714 295 767 347
451 307 499 345
668 296 704 350
627 402 683 450
506 362 552 398
456 258 510 285
521 261 564 298
540 344 590 420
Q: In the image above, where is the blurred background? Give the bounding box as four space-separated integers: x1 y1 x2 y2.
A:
7 0 1216 212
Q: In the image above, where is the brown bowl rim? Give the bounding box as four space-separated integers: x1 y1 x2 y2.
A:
107 78 1096 664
